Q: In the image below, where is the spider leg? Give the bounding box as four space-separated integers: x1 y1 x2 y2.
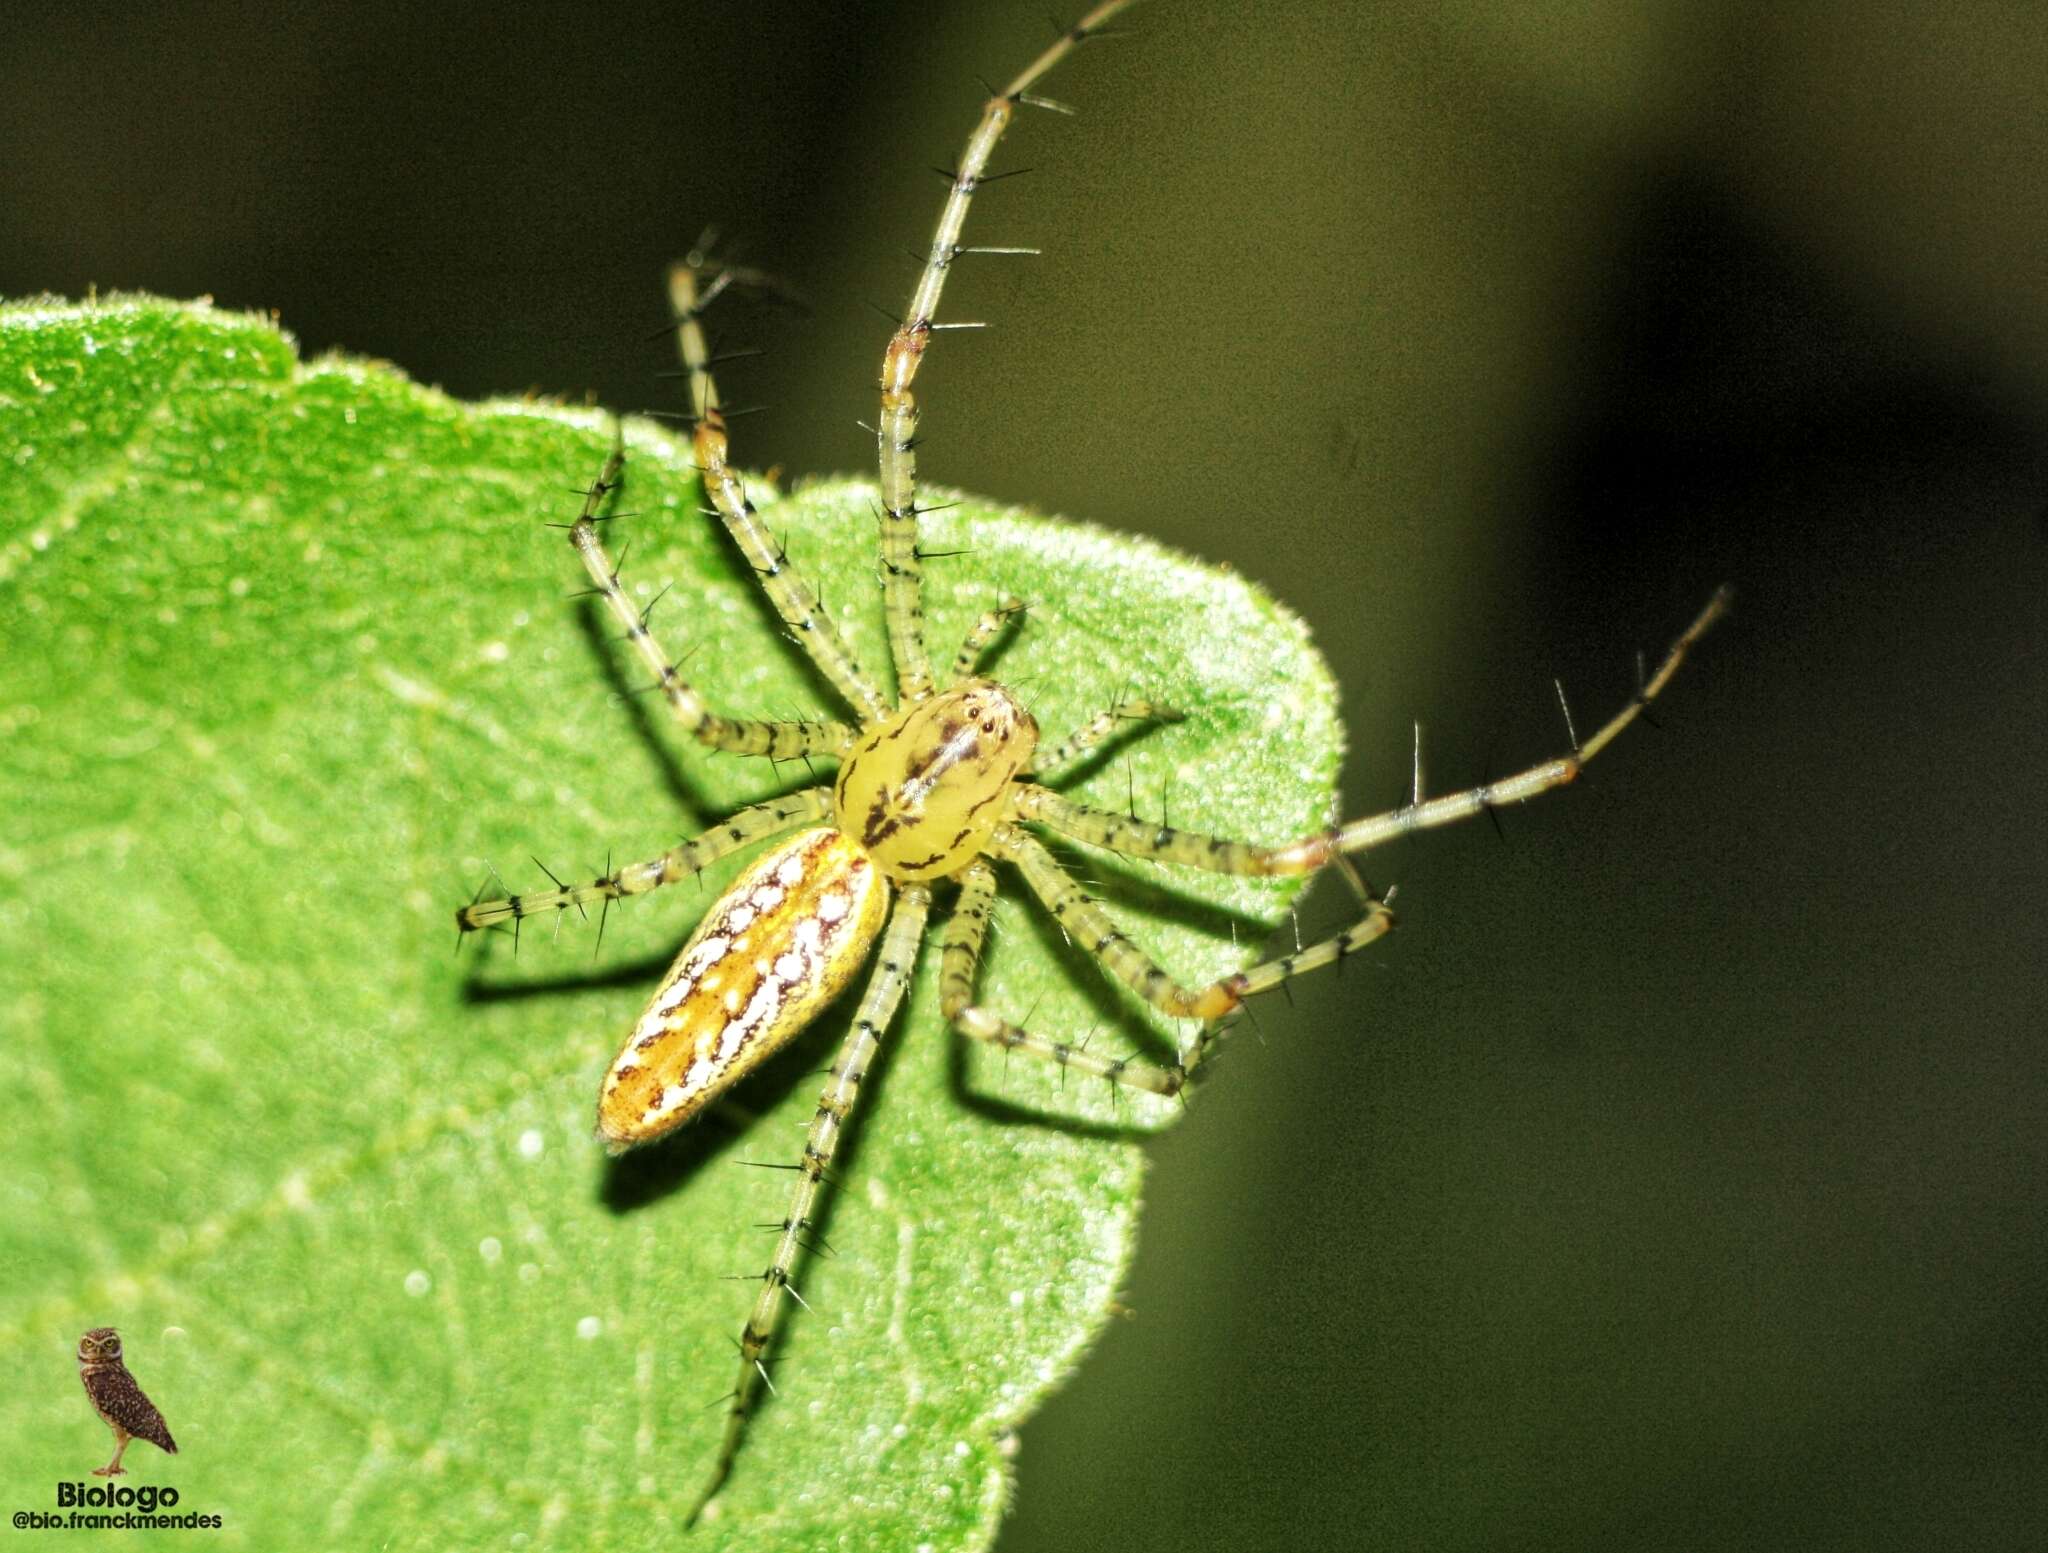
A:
669 265 890 722
687 884 932 1527
939 858 1188 1097
994 824 1395 1030
566 431 853 760
1013 781 1324 873
455 788 833 932
948 595 1028 685
1025 700 1185 780
877 0 1139 702
1016 588 1733 871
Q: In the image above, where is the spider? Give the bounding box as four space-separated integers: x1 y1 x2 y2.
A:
452 0 1727 1522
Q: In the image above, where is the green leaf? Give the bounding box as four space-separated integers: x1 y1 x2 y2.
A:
0 297 1341 1550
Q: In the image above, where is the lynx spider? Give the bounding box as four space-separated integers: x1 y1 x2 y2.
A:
453 0 1728 1522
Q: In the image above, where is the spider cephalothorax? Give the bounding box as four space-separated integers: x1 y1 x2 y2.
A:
833 679 1038 877
452 0 1725 1522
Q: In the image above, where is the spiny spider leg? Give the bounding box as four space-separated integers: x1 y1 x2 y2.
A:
994 824 1395 1029
948 595 1029 684
455 788 833 932
941 857 1185 1095
687 885 934 1528
1026 699 1186 779
1016 587 1733 873
565 432 852 760
668 264 890 722
1309 586 1731 858
877 0 1140 702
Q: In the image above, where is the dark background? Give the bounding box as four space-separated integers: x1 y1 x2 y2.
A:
8 2 2046 1548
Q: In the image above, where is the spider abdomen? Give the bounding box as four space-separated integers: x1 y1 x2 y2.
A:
832 679 1038 882
597 828 888 1151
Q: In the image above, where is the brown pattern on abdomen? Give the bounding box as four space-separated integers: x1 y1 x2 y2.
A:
596 828 889 1150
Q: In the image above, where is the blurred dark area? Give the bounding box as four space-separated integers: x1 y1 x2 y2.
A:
7 2 2045 1549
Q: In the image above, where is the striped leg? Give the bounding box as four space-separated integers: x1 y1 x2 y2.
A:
566 437 852 760
1016 587 1734 870
940 858 1185 1096
1315 586 1732 856
669 265 890 723
1011 782 1321 874
686 884 933 1526
455 787 832 933
877 0 1140 703
994 824 1396 1025
948 596 1028 685
1025 700 1184 780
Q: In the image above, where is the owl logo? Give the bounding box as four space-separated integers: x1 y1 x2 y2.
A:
75 1328 177 1477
